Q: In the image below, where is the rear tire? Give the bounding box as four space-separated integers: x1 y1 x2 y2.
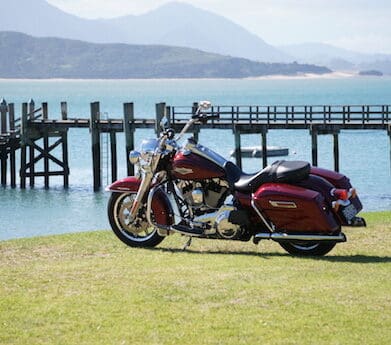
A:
108 192 164 248
279 241 336 256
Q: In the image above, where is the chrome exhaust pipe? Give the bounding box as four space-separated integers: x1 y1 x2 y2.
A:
254 232 347 243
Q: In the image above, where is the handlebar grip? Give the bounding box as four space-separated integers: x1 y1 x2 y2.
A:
192 114 220 122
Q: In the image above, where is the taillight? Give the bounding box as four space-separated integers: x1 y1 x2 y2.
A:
331 188 349 200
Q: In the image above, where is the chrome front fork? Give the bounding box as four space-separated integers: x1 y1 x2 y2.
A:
128 171 154 222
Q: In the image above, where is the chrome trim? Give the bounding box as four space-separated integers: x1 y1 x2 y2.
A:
187 142 228 168
105 186 131 192
173 167 194 175
146 185 158 227
176 118 197 141
169 225 204 237
129 150 141 165
128 171 153 222
254 232 346 242
269 200 297 209
144 221 204 237
146 183 209 238
251 197 274 233
254 233 273 240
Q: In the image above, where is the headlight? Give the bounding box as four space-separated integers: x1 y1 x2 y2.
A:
129 150 141 165
140 152 154 164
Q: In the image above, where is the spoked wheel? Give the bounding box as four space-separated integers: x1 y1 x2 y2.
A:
108 192 164 248
279 241 337 256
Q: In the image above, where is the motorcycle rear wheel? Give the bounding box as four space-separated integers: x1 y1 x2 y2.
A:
108 192 164 248
279 241 336 256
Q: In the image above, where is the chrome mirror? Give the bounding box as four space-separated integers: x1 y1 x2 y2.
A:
160 116 169 130
199 100 212 110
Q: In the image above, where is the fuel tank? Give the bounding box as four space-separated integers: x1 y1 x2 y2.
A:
172 151 225 180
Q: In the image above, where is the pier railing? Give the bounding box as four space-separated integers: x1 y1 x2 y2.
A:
170 104 391 128
0 100 390 191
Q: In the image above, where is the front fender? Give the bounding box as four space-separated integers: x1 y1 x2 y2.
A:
106 177 173 227
105 176 141 192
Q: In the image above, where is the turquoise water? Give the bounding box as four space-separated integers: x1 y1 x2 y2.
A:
0 78 390 240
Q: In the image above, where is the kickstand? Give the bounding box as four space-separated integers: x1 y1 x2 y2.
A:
182 236 192 251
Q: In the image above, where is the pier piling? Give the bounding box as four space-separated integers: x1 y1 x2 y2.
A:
90 102 101 192
42 102 49 188
388 124 391 174
234 126 242 169
0 99 7 186
61 102 70 188
28 99 35 187
124 102 135 176
0 101 389 190
155 102 166 134
20 102 28 189
333 132 340 172
8 103 16 188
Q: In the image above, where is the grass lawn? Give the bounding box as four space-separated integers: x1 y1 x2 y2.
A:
0 211 390 345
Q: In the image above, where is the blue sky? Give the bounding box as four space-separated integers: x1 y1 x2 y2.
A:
47 0 391 54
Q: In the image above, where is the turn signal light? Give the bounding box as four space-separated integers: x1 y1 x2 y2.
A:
332 201 340 212
331 188 349 200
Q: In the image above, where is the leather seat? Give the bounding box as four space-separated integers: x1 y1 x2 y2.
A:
233 160 311 193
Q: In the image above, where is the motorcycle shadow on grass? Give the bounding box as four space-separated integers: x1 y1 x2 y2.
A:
151 247 391 264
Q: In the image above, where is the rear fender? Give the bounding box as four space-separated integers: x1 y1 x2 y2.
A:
310 167 363 217
106 177 173 227
296 174 335 205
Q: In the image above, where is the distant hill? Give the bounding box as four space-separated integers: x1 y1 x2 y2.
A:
0 0 291 63
279 42 391 75
0 32 330 79
104 2 291 62
279 43 363 64
1 1 390 74
358 70 383 76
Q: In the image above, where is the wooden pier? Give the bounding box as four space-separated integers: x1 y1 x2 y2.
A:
0 99 390 191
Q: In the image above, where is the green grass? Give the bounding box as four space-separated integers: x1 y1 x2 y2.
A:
1 211 390 345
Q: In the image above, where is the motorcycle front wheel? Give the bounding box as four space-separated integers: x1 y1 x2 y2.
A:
108 192 164 248
279 241 336 256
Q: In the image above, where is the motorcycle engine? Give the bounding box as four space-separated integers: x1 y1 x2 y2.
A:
177 178 229 210
176 179 244 239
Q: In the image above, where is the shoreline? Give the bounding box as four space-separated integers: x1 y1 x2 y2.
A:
0 71 385 82
246 71 358 80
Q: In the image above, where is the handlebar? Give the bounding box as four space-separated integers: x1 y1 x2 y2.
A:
175 101 218 141
192 113 220 123
205 114 220 121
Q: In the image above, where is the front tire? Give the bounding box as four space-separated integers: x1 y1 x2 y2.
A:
279 241 336 256
108 192 164 248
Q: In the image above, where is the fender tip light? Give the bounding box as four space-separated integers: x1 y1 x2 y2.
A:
331 188 349 201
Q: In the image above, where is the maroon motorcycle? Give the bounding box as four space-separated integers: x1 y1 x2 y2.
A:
106 101 366 256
